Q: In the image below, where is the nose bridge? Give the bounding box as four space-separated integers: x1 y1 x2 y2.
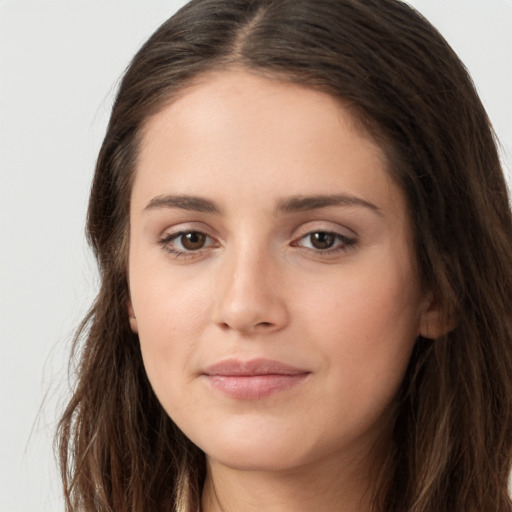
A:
213 237 288 334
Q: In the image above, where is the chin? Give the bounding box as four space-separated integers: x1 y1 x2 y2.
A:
186 418 316 472
206 442 309 473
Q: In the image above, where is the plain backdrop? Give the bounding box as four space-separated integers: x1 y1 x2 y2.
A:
0 1 511 510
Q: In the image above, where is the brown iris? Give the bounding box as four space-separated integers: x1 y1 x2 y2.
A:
309 232 336 250
181 232 207 250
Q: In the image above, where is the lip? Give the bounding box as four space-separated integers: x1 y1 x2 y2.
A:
201 358 310 400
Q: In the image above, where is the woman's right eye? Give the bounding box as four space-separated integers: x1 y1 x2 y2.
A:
175 231 208 251
158 230 217 257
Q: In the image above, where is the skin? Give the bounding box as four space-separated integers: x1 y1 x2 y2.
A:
127 69 441 512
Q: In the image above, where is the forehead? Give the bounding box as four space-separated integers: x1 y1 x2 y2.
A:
133 69 404 220
140 69 381 159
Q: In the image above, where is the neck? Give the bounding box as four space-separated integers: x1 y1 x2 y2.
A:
201 447 386 512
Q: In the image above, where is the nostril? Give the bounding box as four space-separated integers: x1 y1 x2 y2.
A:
218 320 274 333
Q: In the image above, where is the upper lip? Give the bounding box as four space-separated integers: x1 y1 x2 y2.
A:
202 358 309 376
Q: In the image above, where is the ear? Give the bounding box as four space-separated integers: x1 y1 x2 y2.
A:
418 291 456 340
127 300 138 333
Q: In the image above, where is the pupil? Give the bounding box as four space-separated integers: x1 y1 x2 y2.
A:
311 232 335 249
182 232 205 250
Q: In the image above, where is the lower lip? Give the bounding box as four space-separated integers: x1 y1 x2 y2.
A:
205 374 309 399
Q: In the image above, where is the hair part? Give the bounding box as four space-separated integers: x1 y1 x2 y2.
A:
57 1 512 511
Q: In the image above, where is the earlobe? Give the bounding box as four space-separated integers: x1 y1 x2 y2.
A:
418 292 456 340
127 300 138 333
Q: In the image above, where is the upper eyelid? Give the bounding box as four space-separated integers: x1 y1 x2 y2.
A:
292 221 358 239
158 222 218 239
156 219 358 242
159 230 217 244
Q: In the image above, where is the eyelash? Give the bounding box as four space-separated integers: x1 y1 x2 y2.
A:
157 231 218 260
292 231 357 254
157 229 357 260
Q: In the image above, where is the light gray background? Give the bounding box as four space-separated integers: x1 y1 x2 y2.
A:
1 1 511 510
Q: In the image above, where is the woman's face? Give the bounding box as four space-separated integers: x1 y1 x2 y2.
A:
128 70 433 473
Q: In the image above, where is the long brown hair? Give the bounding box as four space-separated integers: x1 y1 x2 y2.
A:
57 1 512 510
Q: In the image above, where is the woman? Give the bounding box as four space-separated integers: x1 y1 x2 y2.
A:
57 0 512 511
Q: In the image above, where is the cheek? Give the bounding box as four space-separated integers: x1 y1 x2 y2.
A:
299 258 421 387
129 259 214 394
135 292 211 422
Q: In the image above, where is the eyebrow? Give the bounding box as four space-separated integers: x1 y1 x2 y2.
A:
143 193 381 216
276 194 382 216
144 194 222 214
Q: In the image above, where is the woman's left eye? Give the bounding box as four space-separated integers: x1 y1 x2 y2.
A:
294 231 357 252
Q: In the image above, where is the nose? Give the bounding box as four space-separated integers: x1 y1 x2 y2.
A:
212 245 289 335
